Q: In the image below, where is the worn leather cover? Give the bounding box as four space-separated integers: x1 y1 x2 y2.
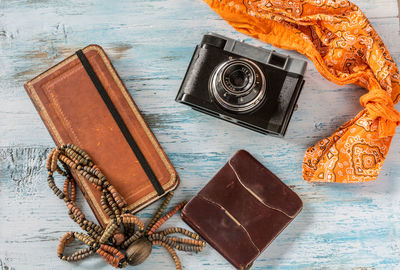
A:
25 44 179 227
181 150 302 269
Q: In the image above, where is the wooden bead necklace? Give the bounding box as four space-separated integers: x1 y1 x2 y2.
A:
46 144 206 269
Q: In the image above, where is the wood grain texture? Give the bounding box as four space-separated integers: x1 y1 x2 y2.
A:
0 0 399 269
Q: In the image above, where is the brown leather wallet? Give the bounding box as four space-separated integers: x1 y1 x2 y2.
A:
25 45 179 227
181 150 302 269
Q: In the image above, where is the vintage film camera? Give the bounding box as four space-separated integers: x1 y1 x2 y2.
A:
176 33 307 136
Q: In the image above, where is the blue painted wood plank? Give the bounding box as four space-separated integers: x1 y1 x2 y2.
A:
0 0 399 269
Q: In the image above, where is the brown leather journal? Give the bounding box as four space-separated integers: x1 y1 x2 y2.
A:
25 44 179 227
181 150 302 269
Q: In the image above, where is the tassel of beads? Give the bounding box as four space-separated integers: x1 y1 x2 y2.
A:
148 234 204 252
97 244 126 268
57 231 75 259
107 185 127 209
81 219 103 241
47 144 205 270
59 152 77 169
51 149 61 172
105 192 120 217
47 144 129 267
65 147 89 166
47 171 65 199
121 214 145 231
63 178 76 202
101 192 115 218
57 232 97 262
68 144 92 162
67 201 85 220
123 217 136 236
121 231 144 249
100 221 119 244
57 160 70 177
69 247 94 261
151 240 182 270
145 192 174 234
119 214 146 249
148 201 186 235
168 237 205 248
159 227 201 240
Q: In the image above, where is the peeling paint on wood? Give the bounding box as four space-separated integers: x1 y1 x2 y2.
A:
0 0 400 269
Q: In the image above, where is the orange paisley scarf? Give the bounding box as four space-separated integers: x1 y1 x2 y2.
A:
204 0 400 183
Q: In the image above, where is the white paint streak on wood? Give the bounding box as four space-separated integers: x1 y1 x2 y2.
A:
0 0 399 269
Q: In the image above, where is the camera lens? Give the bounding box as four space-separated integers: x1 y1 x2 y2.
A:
209 58 266 113
229 70 247 88
223 64 253 94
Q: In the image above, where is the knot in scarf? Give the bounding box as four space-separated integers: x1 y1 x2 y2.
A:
204 0 400 183
360 88 400 138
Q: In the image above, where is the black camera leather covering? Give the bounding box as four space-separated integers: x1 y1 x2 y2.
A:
176 33 306 136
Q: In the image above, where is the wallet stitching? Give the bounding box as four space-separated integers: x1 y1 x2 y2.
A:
228 160 296 219
196 194 261 256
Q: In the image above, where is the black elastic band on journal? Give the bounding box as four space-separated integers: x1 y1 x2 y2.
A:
76 49 165 196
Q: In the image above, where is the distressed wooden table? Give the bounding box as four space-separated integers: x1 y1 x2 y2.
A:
0 0 399 269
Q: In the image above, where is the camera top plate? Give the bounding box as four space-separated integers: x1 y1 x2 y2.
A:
202 33 307 76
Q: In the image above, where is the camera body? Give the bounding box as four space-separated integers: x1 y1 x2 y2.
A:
175 33 307 136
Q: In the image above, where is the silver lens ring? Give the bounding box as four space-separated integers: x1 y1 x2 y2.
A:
209 58 266 113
